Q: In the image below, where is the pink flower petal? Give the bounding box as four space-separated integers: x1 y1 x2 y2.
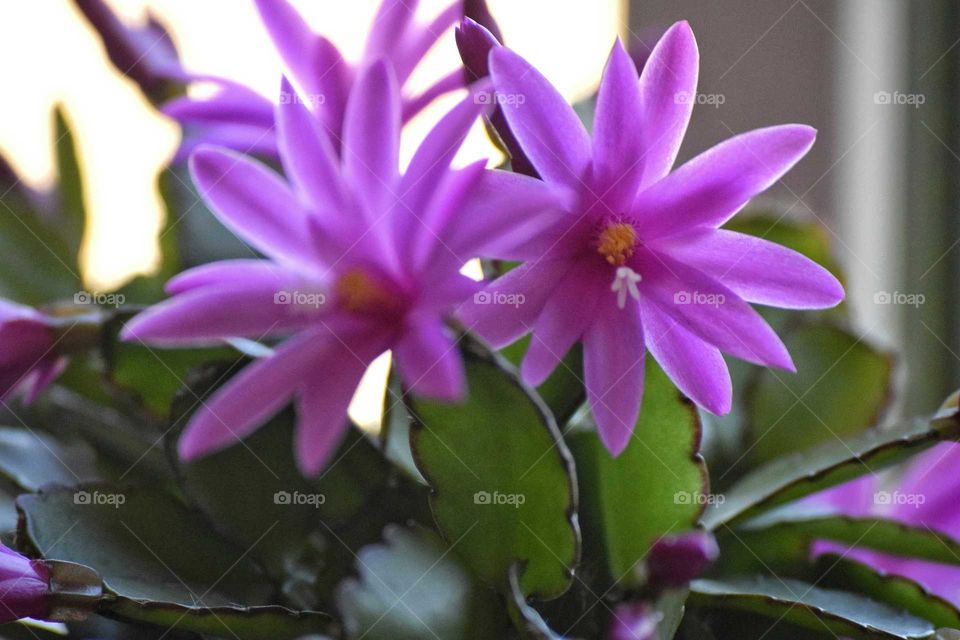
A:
634 125 817 239
393 318 466 401
657 229 844 309
641 301 731 415
636 21 699 186
583 295 646 456
489 47 591 188
189 147 316 272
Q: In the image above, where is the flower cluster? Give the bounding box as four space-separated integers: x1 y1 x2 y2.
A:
4 0 844 476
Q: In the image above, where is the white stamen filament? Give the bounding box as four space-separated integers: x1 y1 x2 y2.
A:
610 266 642 309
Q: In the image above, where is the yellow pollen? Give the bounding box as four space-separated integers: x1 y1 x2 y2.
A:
597 222 637 266
335 269 393 314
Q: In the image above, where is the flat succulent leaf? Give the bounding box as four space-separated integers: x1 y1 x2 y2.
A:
690 577 936 639
820 555 960 629
702 406 960 530
17 485 329 638
501 338 585 427
408 339 580 598
0 426 100 491
337 526 506 640
506 564 566 639
570 357 706 585
734 506 960 569
54 106 86 267
745 323 893 464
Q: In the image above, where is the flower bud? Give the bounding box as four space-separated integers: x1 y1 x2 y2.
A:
0 301 66 403
0 544 50 623
608 602 659 640
648 530 719 588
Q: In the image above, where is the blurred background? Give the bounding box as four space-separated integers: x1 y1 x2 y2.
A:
0 0 956 414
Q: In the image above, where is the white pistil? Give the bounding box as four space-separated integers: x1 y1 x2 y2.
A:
610 266 642 309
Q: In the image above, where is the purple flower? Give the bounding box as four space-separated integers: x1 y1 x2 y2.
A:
0 301 67 403
807 443 960 606
0 543 50 623
647 530 719 588
607 602 658 640
122 60 510 475
459 22 844 454
163 0 467 161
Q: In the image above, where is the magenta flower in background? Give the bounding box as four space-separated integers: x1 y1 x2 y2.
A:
0 543 50 623
162 0 467 161
0 301 67 403
460 22 844 454
807 443 960 606
647 530 719 589
607 602 658 640
122 59 516 475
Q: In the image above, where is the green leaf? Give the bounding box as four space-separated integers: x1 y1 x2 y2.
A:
500 338 585 427
734 507 960 568
820 554 960 630
702 407 960 530
53 105 86 267
506 564 565 639
745 323 893 464
690 577 936 639
409 340 579 598
0 427 100 491
570 357 706 585
17 485 329 639
337 526 506 640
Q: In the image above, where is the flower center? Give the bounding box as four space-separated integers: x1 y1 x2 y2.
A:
596 222 637 266
335 269 399 315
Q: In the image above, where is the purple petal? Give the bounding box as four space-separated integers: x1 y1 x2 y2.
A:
253 0 350 135
583 295 646 456
173 124 277 163
489 47 591 187
636 21 699 186
276 76 346 211
189 146 316 271
634 125 817 239
457 258 569 348
294 335 381 475
342 60 401 212
364 0 418 66
402 68 468 121
647 531 720 588
178 327 336 461
641 301 732 415
122 279 320 346
521 257 603 386
448 169 573 261
393 318 466 401
166 259 297 294
657 229 844 309
397 2 462 82
592 39 644 207
24 357 67 405
163 83 274 128
638 249 794 370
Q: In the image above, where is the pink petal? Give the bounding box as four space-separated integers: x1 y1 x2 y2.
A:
189 147 316 272
294 334 383 475
178 327 337 461
489 47 591 188
253 0 350 134
657 230 844 309
393 318 466 401
342 60 401 213
634 125 817 240
457 258 570 348
364 0 418 67
163 83 274 128
165 260 297 295
122 280 321 346
583 296 646 456
638 250 795 370
276 76 346 212
641 302 731 415
449 169 573 261
521 257 603 386
636 21 699 186
174 123 278 163
592 39 644 207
